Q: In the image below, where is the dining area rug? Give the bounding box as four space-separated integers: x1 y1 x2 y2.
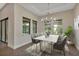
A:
25 42 74 56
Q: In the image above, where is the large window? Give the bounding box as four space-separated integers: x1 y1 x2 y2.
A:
32 20 37 33
52 19 62 35
23 17 30 34
44 20 51 33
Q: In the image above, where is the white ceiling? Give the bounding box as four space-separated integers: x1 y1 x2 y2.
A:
19 3 76 16
0 3 6 10
0 3 76 17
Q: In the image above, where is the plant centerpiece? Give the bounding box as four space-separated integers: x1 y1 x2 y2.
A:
45 27 51 37
47 27 51 35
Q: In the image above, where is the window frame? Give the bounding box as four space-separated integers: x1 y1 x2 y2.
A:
53 19 62 35
32 20 37 33
23 17 31 34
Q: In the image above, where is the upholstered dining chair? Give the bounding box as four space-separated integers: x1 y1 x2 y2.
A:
52 36 67 56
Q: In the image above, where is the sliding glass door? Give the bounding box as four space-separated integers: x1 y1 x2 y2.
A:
0 18 8 43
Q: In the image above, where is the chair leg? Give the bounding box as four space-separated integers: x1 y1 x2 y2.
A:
63 49 65 56
32 44 36 53
32 44 35 52
40 42 41 51
32 44 33 51
36 44 37 53
51 42 52 54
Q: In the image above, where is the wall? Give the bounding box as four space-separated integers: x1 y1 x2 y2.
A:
14 4 39 49
37 19 45 34
14 4 75 49
0 3 42 49
42 10 74 32
0 4 14 48
0 3 75 49
74 4 79 50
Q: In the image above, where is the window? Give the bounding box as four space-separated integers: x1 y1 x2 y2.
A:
44 20 51 33
23 17 30 34
32 20 37 33
52 19 62 35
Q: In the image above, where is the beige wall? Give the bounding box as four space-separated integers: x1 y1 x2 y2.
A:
39 10 74 34
14 4 39 49
49 10 74 31
74 4 79 17
0 4 14 48
0 3 75 49
0 3 41 49
74 4 79 50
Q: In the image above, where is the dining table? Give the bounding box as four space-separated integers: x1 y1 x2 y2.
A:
34 34 59 54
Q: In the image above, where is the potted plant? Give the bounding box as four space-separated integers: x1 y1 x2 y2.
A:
64 26 73 44
64 26 73 37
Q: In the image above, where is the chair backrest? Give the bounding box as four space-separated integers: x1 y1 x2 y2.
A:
61 36 67 47
56 36 67 48
31 34 38 43
31 37 35 43
57 35 62 43
31 34 35 43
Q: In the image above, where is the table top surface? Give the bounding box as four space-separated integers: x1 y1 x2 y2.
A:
34 35 59 43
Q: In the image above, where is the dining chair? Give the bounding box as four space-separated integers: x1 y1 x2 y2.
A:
31 34 41 53
52 36 67 56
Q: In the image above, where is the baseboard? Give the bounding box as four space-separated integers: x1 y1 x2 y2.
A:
8 45 14 49
13 41 31 49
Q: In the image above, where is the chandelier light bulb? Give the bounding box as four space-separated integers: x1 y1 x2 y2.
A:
41 18 43 21
46 17 47 20
53 18 56 20
50 17 53 19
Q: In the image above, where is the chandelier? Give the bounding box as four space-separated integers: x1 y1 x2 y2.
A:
41 3 56 21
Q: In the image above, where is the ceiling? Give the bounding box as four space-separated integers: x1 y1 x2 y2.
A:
0 3 6 10
0 3 76 17
19 3 76 17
